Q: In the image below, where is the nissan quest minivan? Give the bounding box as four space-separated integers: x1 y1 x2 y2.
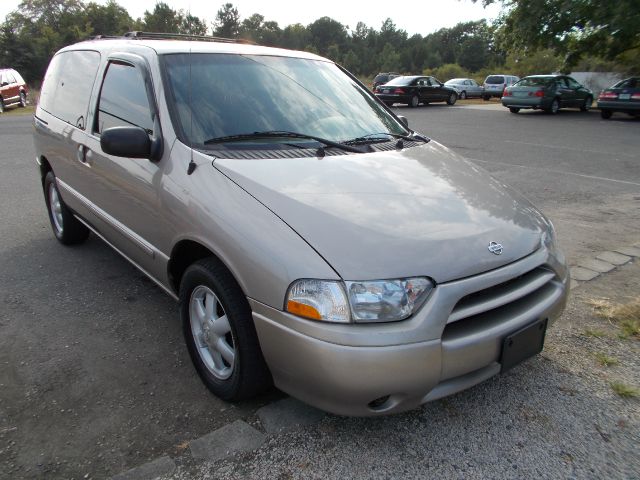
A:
33 33 569 416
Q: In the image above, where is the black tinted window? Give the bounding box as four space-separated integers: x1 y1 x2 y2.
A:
39 50 101 129
96 62 153 134
614 78 638 89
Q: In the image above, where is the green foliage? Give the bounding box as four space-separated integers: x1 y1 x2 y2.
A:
505 49 562 77
481 0 640 70
213 3 239 38
424 64 471 82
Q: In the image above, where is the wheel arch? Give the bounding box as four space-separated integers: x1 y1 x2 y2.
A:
168 239 244 297
38 156 53 186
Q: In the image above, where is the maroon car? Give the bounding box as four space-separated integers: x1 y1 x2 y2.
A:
0 68 29 113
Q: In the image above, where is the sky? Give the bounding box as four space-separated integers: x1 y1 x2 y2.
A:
0 0 502 36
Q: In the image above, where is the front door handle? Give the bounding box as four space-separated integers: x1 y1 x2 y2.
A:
77 145 89 164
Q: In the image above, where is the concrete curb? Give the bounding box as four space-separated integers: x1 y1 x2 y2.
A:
570 245 637 288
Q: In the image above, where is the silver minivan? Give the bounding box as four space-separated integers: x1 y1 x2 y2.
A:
33 33 568 416
483 74 520 99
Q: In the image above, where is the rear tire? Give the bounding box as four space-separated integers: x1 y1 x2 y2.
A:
580 96 592 112
509 107 520 114
44 171 90 245
600 110 612 119
384 101 394 107
446 92 457 105
483 95 490 101
409 95 419 108
180 258 272 401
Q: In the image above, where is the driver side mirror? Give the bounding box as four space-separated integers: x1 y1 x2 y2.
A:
397 115 409 127
100 126 151 159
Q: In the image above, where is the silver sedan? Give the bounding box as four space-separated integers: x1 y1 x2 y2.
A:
445 78 484 99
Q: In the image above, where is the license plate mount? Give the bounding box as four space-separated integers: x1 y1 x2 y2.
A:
500 319 548 372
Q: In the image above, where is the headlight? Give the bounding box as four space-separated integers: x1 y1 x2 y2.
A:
541 219 557 251
285 277 434 324
286 279 350 323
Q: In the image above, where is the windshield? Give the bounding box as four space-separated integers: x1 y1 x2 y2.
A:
485 76 505 84
162 53 407 149
515 77 553 87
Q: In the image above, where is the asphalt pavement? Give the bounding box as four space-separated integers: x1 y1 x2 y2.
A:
0 105 638 479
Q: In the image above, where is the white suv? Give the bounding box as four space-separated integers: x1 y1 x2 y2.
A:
483 74 520 100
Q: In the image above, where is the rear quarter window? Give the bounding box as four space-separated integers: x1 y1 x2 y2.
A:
39 50 101 129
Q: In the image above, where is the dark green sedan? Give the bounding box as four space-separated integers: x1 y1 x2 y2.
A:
501 75 593 114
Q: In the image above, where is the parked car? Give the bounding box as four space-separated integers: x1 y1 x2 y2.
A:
502 75 593 114
375 75 458 107
33 33 568 416
372 72 400 90
483 74 519 99
0 68 29 113
597 77 640 119
444 78 484 99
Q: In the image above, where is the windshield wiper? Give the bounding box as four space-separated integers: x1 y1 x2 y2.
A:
342 132 430 146
203 130 365 153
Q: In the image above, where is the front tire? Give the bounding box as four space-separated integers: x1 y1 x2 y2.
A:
180 258 272 401
0 98 4 113
580 96 592 112
446 92 458 105
483 95 490 101
459 91 467 100
509 107 520 114
409 95 419 108
547 98 560 114
600 110 612 119
43 171 90 245
19 92 27 107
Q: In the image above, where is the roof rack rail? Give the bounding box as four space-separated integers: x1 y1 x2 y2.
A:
123 31 251 44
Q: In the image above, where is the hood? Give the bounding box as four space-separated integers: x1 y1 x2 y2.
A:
212 142 546 283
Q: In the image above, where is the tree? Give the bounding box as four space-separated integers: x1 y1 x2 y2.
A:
142 2 181 33
84 1 134 36
213 3 240 38
480 0 640 69
307 17 347 57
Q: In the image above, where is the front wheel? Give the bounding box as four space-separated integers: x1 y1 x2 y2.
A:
482 95 490 101
384 101 394 107
43 171 90 245
0 98 4 113
580 96 592 112
509 107 520 114
180 258 272 401
19 92 27 107
459 91 467 100
409 95 419 108
446 92 458 105
600 110 612 119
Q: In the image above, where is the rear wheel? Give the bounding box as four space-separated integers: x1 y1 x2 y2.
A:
600 110 612 119
547 98 560 114
483 95 490 101
409 95 419 108
19 92 27 107
580 96 592 112
43 171 90 245
509 107 520 114
384 101 394 107
180 258 272 401
446 92 457 105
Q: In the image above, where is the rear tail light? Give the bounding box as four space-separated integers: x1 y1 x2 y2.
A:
534 90 545 97
503 88 510 96
598 91 618 100
632 93 640 100
394 88 406 94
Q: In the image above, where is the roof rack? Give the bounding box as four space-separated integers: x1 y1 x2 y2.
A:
122 31 251 44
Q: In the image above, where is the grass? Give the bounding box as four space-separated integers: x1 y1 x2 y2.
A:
610 381 639 398
587 297 640 340
594 352 619 367
583 328 607 338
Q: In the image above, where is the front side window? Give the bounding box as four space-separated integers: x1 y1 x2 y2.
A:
162 54 407 148
566 77 581 89
96 62 153 134
39 50 101 129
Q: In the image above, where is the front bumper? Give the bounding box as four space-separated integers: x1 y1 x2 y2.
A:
252 246 569 416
